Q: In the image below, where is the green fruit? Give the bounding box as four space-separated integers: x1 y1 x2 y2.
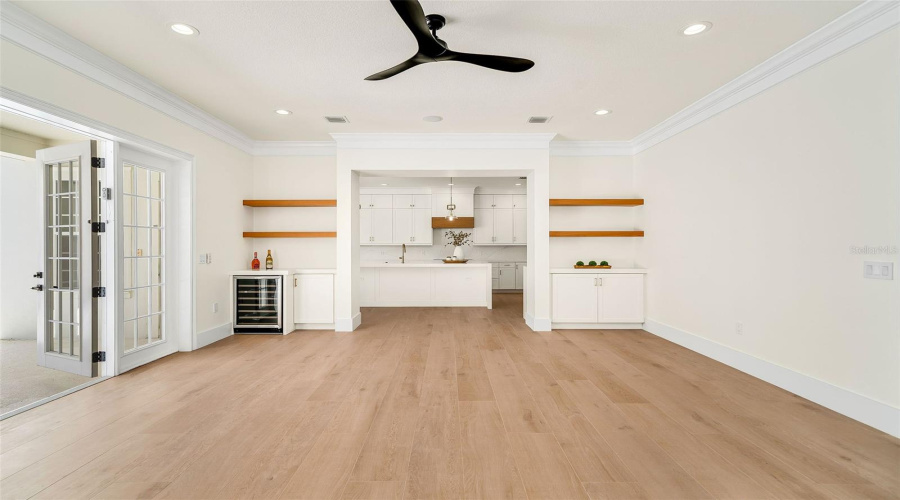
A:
575 261 584 266
588 260 597 266
600 260 609 266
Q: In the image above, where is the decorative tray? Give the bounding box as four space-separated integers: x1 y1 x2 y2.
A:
443 258 470 264
574 265 611 269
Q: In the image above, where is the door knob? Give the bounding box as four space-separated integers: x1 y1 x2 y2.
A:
31 285 43 291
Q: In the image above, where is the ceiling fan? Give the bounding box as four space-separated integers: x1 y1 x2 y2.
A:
365 0 535 81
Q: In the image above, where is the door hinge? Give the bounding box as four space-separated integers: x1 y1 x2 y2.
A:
91 157 105 168
92 351 106 362
92 286 106 298
91 221 106 233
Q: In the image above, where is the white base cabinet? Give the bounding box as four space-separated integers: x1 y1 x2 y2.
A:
293 273 335 329
551 272 645 327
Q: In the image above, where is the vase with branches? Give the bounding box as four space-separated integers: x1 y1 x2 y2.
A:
445 230 472 260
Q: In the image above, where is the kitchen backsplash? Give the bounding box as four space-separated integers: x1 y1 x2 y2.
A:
361 230 526 263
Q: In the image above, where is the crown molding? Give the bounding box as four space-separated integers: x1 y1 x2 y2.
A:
253 141 336 156
0 1 256 155
549 141 634 157
330 133 557 150
632 0 899 154
1 0 895 159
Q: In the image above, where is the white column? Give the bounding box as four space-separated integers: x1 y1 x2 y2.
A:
528 150 552 331
335 162 360 331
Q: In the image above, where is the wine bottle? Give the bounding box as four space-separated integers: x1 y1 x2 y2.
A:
266 249 274 270
251 251 260 271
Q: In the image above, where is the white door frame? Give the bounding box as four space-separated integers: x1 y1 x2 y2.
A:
332 133 554 332
1 91 196 377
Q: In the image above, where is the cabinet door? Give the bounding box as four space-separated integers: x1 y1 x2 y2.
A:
371 209 393 244
370 194 393 209
599 274 645 323
413 209 433 245
493 209 513 244
498 266 516 289
453 193 474 217
515 263 524 289
359 194 372 208
294 274 334 324
474 195 493 209
474 208 494 244
493 194 513 209
393 194 413 209
552 274 599 323
512 195 527 209
512 209 527 244
359 208 373 244
393 208 413 244
432 193 450 217
359 268 376 305
413 194 431 209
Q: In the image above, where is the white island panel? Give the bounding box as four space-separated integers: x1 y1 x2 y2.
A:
360 262 492 308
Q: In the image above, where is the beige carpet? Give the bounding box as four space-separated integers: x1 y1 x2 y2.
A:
0 339 91 415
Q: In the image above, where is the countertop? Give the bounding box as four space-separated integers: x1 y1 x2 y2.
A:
231 269 336 275
361 260 492 268
550 268 648 274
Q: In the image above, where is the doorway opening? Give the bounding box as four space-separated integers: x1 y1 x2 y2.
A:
0 110 106 416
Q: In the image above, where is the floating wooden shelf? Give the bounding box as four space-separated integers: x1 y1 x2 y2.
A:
243 200 336 207
550 231 644 237
431 217 475 229
550 199 644 207
243 232 337 238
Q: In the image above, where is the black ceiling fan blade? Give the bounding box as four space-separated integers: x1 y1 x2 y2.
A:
437 51 535 73
389 0 445 57
365 55 427 81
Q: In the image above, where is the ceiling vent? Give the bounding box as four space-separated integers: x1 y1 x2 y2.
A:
325 116 349 124
527 116 552 124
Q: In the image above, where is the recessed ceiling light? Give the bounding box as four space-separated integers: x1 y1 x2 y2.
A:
515 183 522 186
170 23 198 36
594 109 611 116
274 109 292 115
447 183 454 186
423 115 443 122
682 22 712 36
380 183 389 186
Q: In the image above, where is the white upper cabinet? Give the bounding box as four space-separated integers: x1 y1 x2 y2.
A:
362 208 392 244
474 194 493 209
512 195 527 209
474 208 494 244
493 195 513 209
493 209 514 244
413 195 431 208
359 194 392 209
393 194 413 208
513 209 527 244
393 208 433 245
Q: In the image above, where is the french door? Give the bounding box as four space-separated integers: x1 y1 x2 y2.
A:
35 141 100 377
116 146 177 372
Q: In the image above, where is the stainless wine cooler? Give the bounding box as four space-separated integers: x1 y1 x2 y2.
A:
233 275 283 334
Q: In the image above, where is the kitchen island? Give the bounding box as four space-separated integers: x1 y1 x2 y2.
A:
359 261 493 308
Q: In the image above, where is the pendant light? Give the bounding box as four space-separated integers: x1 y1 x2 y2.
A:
446 177 457 221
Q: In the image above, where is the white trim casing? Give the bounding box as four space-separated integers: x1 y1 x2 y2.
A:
331 133 556 150
644 319 900 438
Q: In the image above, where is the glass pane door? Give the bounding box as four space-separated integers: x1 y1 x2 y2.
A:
45 158 81 357
122 163 165 352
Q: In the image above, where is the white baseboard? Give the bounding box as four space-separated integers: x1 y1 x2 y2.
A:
532 317 552 332
644 319 900 438
290 323 335 331
335 312 362 332
552 322 643 330
525 313 535 329
196 322 233 349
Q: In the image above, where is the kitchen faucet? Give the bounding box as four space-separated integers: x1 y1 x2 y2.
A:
399 243 406 264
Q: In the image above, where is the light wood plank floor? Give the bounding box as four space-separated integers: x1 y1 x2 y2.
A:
1 294 898 499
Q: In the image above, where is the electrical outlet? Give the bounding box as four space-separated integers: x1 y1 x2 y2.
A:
198 254 207 264
735 322 743 335
864 261 893 280
212 302 219 313
206 253 212 264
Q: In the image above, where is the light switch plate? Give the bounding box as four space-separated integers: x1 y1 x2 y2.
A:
864 261 893 280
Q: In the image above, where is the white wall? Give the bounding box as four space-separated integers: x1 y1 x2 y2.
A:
0 127 48 157
634 28 900 410
0 155 41 339
250 156 337 269
549 156 638 268
0 39 254 340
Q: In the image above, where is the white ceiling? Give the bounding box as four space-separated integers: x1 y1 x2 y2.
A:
14 1 859 142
